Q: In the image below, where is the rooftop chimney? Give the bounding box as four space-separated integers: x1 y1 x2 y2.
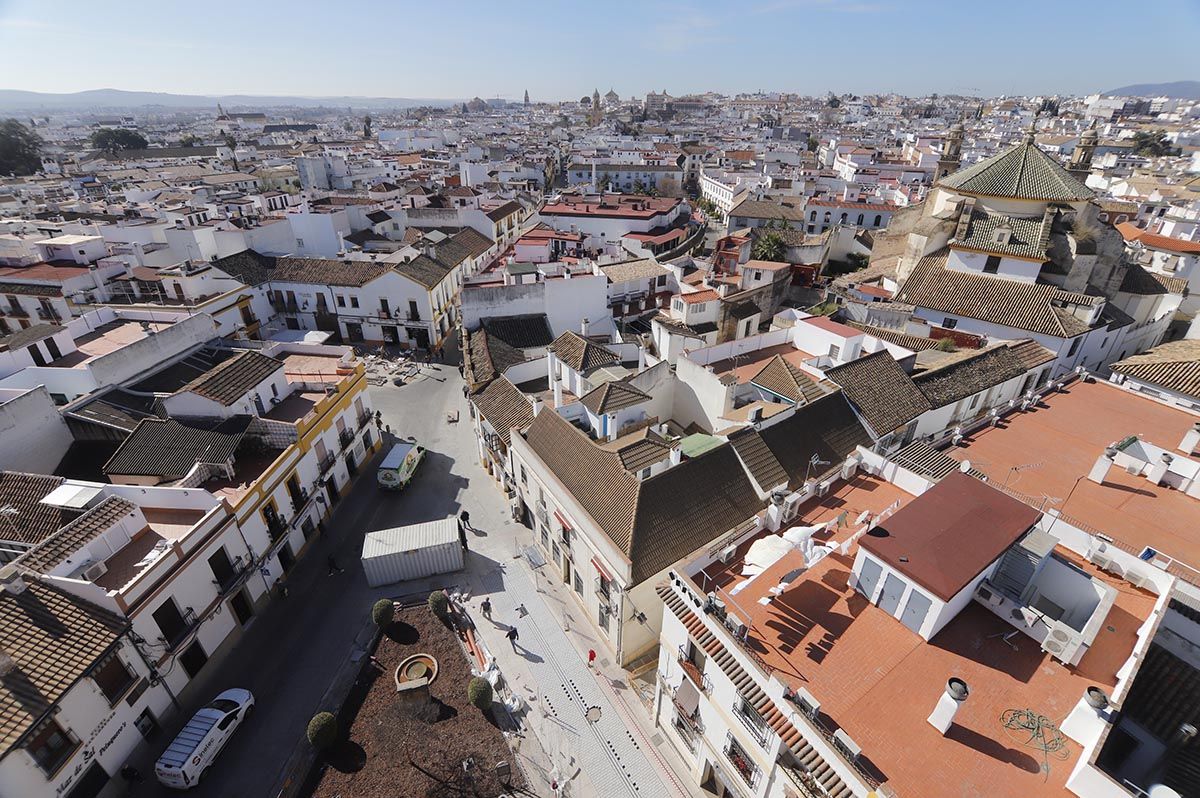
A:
0 648 14 678
927 677 969 735
1148 452 1174 486
1180 423 1200 456
580 317 590 337
1088 447 1117 485
0 565 27 596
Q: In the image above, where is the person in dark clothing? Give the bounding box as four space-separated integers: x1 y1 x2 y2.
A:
481 598 492 620
327 555 343 575
506 626 519 649
120 765 144 784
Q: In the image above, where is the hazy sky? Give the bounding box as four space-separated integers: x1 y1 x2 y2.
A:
1 0 1197 100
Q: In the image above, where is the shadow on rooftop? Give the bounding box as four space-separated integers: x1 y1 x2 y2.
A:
946 723 1042 773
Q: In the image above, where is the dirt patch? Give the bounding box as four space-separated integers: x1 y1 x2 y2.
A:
308 604 523 798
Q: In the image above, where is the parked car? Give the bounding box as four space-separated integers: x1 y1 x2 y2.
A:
154 688 255 789
377 440 425 490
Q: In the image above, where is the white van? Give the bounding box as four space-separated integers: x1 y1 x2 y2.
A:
376 441 425 490
155 688 254 789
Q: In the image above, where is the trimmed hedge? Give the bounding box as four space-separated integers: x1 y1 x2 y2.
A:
467 677 493 711
428 590 450 620
306 712 338 750
371 598 395 627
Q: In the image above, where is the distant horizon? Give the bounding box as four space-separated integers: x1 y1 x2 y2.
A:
1 0 1198 100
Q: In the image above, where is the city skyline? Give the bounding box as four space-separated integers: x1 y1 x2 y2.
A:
1 0 1198 100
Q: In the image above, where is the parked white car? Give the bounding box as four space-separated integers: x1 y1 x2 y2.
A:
154 688 255 789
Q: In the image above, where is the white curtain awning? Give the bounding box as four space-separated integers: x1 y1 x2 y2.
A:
675 676 700 715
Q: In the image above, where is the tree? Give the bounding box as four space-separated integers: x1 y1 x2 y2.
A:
363 115 373 140
1131 129 1177 157
428 590 450 620
846 252 869 271
179 134 199 148
89 128 147 155
752 230 786 262
306 712 338 750
827 96 841 109
806 135 819 152
0 118 43 176
467 677 493 712
371 598 394 628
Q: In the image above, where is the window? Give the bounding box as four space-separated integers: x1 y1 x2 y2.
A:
350 296 359 309
874 214 883 226
640 467 652 479
179 640 208 679
829 344 840 359
151 599 189 649
336 295 345 307
92 652 135 704
1067 338 1080 357
753 270 762 281
943 317 958 330
26 718 77 775
856 213 864 225
809 210 817 221
520 465 528 485
984 255 1001 274
540 525 549 550
296 238 304 247
735 694 771 745
574 572 583 594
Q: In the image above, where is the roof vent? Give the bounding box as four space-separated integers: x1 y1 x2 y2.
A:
928 677 968 735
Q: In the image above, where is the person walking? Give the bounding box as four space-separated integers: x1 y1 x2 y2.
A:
481 598 492 620
506 626 519 650
587 649 597 669
120 764 144 785
460 510 471 531
326 555 343 576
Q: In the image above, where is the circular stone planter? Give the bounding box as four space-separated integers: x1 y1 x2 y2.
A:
395 653 439 691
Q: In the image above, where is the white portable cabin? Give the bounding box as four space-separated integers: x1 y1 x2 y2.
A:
360 518 464 587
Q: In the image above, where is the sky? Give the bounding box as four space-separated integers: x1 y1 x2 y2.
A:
1 0 1198 100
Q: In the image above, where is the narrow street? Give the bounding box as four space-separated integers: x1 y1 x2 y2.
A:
124 359 689 798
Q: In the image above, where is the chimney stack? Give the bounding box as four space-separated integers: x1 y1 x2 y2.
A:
580 317 590 337
1180 423 1200 456
927 677 969 735
1148 452 1174 486
0 565 27 596
1088 446 1117 484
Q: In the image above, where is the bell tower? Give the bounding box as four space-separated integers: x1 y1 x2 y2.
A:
936 122 964 181
1069 122 1098 183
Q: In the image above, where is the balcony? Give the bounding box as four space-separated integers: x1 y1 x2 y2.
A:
535 503 549 529
734 697 772 747
406 311 422 322
678 646 712 693
780 761 830 798
266 513 288 542
724 735 760 789
338 428 355 449
318 453 336 475
357 409 373 428
289 487 310 515
5 305 29 318
672 700 703 752
211 555 253 595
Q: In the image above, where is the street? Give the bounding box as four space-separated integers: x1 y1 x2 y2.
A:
124 359 688 798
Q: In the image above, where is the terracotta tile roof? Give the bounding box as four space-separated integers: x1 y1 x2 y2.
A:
897 250 1095 338
470 378 535 446
521 411 764 584
953 210 1048 260
550 330 620 374
176 350 283 406
756 392 874 489
845 321 940 352
392 254 450 289
1117 221 1200 255
729 198 807 222
728 428 788 492
19 496 138 573
862 473 1041 600
750 355 827 405
1111 339 1200 400
680 289 718 305
825 351 931 436
579 381 651 415
599 258 670 283
914 342 1044 409
485 200 522 222
0 323 63 352
103 416 251 480
598 427 673 472
465 328 525 387
0 472 68 547
274 257 390 287
0 577 127 753
480 314 554 350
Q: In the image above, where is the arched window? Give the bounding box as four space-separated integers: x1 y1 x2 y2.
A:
839 212 848 224
874 214 882 227
856 213 864 225
823 212 831 224
810 210 816 221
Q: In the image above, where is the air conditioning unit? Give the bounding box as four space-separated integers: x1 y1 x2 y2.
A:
816 480 831 498
82 561 108 581
718 544 737 563
840 460 859 481
793 687 821 720
725 617 748 639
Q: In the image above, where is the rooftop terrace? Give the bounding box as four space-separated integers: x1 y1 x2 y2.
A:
947 380 1200 571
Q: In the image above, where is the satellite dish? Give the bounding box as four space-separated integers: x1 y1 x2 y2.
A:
959 460 972 473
